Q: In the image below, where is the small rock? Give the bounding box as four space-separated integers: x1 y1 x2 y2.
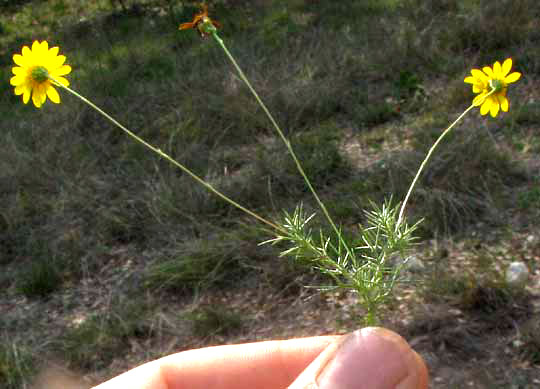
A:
404 256 425 273
525 234 539 248
390 255 425 273
505 261 529 288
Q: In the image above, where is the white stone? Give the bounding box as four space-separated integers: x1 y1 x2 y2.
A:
404 256 425 273
505 261 529 287
390 255 425 273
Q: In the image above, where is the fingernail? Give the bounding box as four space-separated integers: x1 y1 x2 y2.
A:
316 327 424 389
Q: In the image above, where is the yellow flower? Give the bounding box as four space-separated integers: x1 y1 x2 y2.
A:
10 40 72 108
464 58 521 118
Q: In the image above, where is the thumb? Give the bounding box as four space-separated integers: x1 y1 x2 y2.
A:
288 327 428 389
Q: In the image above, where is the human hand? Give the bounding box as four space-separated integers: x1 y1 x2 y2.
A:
93 327 428 389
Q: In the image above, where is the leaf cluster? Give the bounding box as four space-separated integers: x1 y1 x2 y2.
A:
266 199 421 325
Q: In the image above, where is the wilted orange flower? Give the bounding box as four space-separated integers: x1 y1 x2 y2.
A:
179 3 221 37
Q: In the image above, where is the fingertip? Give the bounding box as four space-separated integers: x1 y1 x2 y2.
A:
413 351 430 389
361 328 429 389
290 327 429 389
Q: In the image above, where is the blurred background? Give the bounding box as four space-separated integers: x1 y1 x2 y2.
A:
1 0 540 387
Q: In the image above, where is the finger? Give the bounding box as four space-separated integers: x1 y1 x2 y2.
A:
289 327 429 389
92 335 339 389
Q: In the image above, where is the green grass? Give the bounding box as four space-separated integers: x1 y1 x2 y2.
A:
0 338 35 389
16 258 63 298
255 123 350 196
518 319 540 364
518 181 540 210
144 227 280 292
359 119 528 234
60 299 154 370
188 306 245 338
145 239 243 292
14 242 66 298
422 247 531 323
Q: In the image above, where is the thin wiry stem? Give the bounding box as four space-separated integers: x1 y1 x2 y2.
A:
211 31 354 259
397 88 497 227
52 78 282 232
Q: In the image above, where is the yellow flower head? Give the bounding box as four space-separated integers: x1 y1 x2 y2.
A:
464 58 521 118
10 40 72 108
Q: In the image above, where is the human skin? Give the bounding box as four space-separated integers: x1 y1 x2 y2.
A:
92 327 428 389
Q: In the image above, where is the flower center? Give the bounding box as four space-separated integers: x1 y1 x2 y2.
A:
489 79 504 93
30 66 49 83
197 16 217 35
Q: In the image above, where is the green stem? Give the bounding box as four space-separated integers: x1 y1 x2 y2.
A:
397 89 497 227
52 79 281 232
211 31 351 255
363 305 378 327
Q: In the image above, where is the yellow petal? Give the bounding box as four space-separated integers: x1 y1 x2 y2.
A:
10 75 22 86
48 46 59 57
40 87 47 105
499 95 509 112
22 45 31 57
502 58 512 77
54 76 70 87
37 41 49 58
12 66 25 75
14 84 27 95
472 85 482 93
32 91 42 108
31 40 41 53
52 64 71 76
22 86 31 103
34 83 46 104
51 54 66 68
482 66 494 78
13 54 27 67
504 72 521 83
46 85 60 103
33 43 44 59
23 88 32 104
493 61 502 77
490 98 500 117
464 76 475 84
473 93 487 107
480 99 491 115
471 69 487 81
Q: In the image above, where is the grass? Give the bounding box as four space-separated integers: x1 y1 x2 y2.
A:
144 236 247 292
519 318 540 365
188 306 245 338
518 185 540 210
16 257 63 298
422 243 532 318
144 226 293 293
2 0 540 386
60 299 154 370
0 338 35 389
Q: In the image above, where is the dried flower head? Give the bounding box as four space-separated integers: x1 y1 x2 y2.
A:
179 3 221 37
